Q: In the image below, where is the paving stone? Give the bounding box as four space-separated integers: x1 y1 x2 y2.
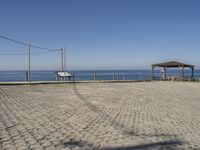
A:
0 82 199 149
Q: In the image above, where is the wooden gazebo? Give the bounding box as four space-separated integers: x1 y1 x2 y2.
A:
151 61 194 80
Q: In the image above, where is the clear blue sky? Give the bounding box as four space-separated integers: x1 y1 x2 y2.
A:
0 0 200 70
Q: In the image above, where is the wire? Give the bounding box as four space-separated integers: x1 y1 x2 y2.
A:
30 45 61 51
0 51 59 56
0 35 28 46
32 51 59 55
0 53 27 55
0 35 61 51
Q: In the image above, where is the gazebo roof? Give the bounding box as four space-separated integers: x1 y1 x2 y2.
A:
152 61 194 68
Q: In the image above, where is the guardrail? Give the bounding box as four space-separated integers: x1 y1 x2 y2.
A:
73 72 152 81
0 71 199 82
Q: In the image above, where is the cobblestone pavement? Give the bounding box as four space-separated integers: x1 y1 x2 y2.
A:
0 82 200 150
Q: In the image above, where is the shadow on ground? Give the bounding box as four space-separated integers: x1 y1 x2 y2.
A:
69 83 187 150
99 140 184 150
63 139 185 150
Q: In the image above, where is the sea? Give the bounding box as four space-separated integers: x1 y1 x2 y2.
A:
0 70 199 82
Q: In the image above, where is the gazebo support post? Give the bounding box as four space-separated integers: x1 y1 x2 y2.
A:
191 67 194 79
181 66 184 80
152 66 155 80
164 67 166 79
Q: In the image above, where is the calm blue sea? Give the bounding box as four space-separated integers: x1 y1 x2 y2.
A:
0 70 199 82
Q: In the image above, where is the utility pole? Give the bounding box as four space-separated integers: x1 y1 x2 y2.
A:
64 47 67 81
61 48 64 72
28 44 31 83
64 48 67 71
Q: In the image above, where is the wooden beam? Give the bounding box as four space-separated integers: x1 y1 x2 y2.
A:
152 66 155 79
191 67 194 79
181 65 184 79
164 67 166 78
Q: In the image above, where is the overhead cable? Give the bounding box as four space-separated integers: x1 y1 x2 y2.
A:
0 50 58 56
0 35 61 51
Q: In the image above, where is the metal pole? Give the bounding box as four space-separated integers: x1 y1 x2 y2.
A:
28 44 31 83
94 72 96 80
72 72 75 82
182 66 184 79
65 48 67 72
191 67 194 79
61 48 64 72
64 48 66 81
164 67 166 79
25 70 28 81
152 66 155 80
59 48 64 81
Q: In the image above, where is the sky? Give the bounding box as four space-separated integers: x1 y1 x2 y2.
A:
0 0 200 70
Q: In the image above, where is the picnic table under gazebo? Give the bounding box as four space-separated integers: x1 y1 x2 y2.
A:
151 61 194 81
